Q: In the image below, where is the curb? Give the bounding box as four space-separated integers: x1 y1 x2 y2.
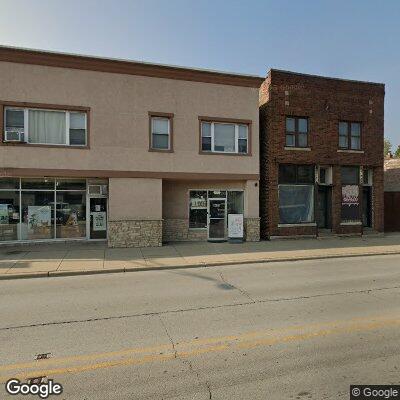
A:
1 250 400 281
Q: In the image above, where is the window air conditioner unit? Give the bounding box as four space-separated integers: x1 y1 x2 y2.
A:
4 128 25 142
316 166 332 185
88 185 108 195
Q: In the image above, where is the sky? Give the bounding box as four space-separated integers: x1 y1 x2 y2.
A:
0 0 399 148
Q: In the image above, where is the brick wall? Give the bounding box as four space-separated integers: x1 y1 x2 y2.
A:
260 70 385 238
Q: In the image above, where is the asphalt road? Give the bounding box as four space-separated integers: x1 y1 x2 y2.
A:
1 254 400 399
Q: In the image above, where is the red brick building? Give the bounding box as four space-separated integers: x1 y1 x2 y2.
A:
259 69 385 238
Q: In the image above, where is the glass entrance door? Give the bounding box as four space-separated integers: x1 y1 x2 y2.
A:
208 199 226 241
89 198 107 239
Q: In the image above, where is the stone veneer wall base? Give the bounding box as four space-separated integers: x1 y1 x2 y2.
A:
244 217 260 242
164 218 260 242
108 219 162 248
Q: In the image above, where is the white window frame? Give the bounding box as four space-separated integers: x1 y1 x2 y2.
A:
201 121 248 154
3 107 87 147
151 116 171 150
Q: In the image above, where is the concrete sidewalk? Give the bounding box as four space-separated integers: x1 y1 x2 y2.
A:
1 233 400 280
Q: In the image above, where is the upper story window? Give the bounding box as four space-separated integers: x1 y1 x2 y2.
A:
339 121 361 150
200 120 249 154
4 107 87 146
149 113 173 152
285 117 308 148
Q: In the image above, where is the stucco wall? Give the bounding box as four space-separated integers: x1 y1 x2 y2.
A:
244 180 259 218
0 61 259 177
108 178 162 221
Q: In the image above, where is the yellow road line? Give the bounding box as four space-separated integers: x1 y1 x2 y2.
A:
1 314 400 383
0 313 398 374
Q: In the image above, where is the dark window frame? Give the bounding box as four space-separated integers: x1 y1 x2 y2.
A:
285 116 309 148
148 112 174 153
338 121 362 150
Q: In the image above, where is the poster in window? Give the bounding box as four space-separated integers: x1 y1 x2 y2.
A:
28 206 51 232
92 212 107 231
228 214 244 239
0 204 9 224
190 198 207 209
341 185 359 221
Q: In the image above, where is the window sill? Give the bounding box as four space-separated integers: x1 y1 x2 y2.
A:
337 149 364 154
148 148 174 153
340 221 362 226
199 151 251 156
284 147 311 151
1 142 89 149
189 228 207 230
278 223 317 228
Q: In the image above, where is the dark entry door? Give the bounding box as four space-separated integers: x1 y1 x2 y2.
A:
90 198 107 239
317 186 331 229
385 192 400 231
362 187 372 228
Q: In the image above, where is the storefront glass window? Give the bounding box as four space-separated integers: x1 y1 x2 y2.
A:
189 191 207 229
0 178 19 190
21 191 54 240
56 179 87 191
279 164 315 224
21 178 55 190
0 191 20 241
279 185 314 224
208 190 227 198
227 191 244 214
56 192 86 238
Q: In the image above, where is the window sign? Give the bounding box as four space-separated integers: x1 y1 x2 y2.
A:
341 185 360 221
27 206 52 234
92 212 107 231
190 198 207 209
0 204 8 224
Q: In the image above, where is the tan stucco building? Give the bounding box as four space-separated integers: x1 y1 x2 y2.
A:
0 46 263 247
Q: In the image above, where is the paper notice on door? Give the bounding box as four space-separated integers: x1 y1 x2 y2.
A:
92 212 107 231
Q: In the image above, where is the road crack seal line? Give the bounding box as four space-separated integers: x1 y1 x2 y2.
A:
2 284 400 332
158 315 177 358
218 271 256 303
159 315 212 399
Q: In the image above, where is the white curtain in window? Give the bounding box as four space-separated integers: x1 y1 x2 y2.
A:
279 185 314 224
214 123 235 152
29 110 66 144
